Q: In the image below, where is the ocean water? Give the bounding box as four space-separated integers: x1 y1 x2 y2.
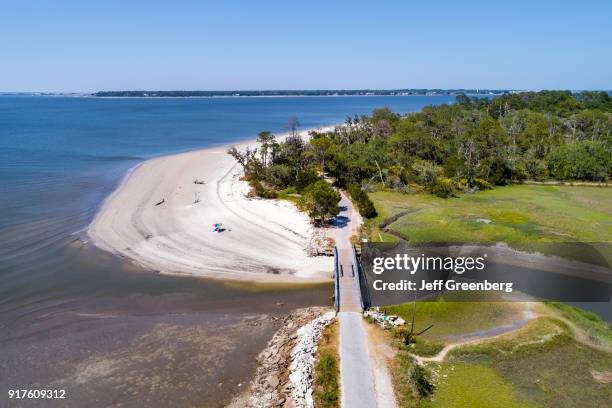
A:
0 95 457 406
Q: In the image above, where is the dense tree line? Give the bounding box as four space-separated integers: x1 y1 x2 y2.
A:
229 91 611 219
320 90 611 196
228 127 343 222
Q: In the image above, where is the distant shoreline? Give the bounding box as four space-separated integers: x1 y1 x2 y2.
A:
0 90 509 98
91 90 506 98
89 94 471 99
85 94 489 100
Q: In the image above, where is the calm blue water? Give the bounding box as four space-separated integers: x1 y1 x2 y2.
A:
0 95 455 233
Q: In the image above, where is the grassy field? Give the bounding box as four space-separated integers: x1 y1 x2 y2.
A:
313 321 340 408
446 317 612 407
424 363 536 408
387 313 612 407
367 185 611 407
390 350 422 407
383 299 524 341
367 185 612 245
546 302 612 347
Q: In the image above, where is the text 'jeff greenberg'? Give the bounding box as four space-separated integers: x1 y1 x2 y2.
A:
371 253 514 293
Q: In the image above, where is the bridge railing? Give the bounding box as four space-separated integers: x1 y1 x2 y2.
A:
352 245 371 310
333 246 340 312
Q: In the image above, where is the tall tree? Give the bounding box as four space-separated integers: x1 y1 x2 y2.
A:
297 180 341 222
256 131 275 167
286 116 301 138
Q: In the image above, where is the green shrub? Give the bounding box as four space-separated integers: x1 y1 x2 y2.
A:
429 177 455 198
298 180 341 221
411 160 443 186
410 364 435 396
265 164 294 188
486 157 513 185
473 178 492 190
295 169 321 192
547 140 610 181
456 178 469 190
281 186 297 195
250 179 278 198
315 354 339 406
347 183 378 218
400 336 445 357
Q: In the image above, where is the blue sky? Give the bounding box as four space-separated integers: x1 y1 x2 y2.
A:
1 0 611 92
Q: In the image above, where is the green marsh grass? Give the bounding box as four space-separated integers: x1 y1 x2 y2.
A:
448 317 612 407
383 300 522 341
424 363 536 408
546 301 612 347
368 185 612 246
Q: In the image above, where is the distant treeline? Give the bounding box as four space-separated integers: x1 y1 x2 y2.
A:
92 89 510 97
229 91 612 216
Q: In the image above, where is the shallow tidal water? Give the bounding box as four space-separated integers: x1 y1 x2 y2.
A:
1 240 333 407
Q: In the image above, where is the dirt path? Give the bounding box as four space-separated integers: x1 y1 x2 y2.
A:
411 302 611 365
412 304 538 364
541 306 612 354
365 322 398 408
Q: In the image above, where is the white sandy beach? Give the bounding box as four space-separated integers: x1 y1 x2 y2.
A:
89 128 337 282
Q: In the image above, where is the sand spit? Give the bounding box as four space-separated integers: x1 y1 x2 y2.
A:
88 128 336 282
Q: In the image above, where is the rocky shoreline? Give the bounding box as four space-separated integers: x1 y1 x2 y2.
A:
228 307 335 408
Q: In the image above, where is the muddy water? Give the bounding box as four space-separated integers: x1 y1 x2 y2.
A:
0 238 331 408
